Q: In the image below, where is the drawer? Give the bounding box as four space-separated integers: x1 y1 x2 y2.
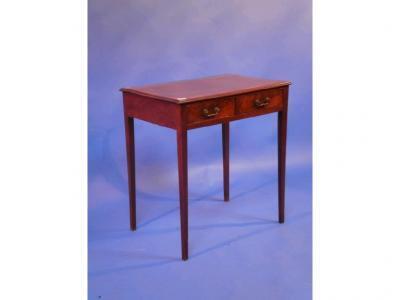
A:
184 97 234 125
235 88 283 115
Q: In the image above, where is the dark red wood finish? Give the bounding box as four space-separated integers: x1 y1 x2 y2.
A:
177 127 189 261
235 88 283 115
184 97 235 126
123 93 180 129
123 115 136 230
222 123 229 202
278 87 289 223
121 74 290 103
121 74 291 260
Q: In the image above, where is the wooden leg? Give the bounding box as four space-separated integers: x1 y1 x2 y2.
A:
177 128 189 260
222 122 230 202
124 115 136 231
278 107 288 224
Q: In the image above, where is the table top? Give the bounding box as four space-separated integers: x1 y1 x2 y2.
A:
121 74 291 104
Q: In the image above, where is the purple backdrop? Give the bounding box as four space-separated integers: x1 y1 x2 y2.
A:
89 0 311 299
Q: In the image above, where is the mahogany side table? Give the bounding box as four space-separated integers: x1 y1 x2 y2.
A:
120 74 291 261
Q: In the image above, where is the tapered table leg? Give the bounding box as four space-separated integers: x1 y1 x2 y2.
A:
177 128 189 260
124 116 136 230
222 122 230 202
278 90 288 223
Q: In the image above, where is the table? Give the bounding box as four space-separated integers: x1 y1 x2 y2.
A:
121 74 291 260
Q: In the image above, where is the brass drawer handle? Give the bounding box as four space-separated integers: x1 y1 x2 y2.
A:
202 107 220 118
254 97 270 108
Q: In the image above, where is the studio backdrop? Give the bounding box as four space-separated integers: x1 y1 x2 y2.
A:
89 0 311 299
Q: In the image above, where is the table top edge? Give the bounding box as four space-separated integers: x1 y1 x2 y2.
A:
120 81 291 104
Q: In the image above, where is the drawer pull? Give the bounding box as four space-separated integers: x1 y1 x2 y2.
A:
202 107 220 118
254 97 270 108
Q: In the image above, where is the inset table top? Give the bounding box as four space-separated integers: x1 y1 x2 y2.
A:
121 74 291 104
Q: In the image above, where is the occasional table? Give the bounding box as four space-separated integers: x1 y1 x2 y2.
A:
120 74 291 260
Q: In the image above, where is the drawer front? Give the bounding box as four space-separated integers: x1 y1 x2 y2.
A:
185 97 234 125
236 88 283 115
